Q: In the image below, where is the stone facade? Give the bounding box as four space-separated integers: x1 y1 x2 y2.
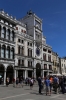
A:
0 10 53 85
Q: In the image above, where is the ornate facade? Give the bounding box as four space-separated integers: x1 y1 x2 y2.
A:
0 10 53 85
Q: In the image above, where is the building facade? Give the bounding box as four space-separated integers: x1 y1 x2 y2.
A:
60 57 66 75
52 52 60 74
0 10 53 85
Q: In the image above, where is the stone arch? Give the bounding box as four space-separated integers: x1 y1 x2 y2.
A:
36 63 41 79
0 64 5 78
6 65 14 83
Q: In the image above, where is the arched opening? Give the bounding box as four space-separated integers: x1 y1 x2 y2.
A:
1 45 6 58
6 65 14 83
36 63 41 79
2 27 6 38
6 46 10 58
6 29 10 40
0 25 1 37
0 64 4 84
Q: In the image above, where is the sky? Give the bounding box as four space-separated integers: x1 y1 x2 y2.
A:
0 0 66 57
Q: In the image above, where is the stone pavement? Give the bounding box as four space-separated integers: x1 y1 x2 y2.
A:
0 84 66 100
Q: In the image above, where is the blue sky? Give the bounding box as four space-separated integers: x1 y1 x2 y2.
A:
0 0 66 57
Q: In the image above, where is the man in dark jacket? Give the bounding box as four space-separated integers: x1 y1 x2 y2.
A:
38 77 42 94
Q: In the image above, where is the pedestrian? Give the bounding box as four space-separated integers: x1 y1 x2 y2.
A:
20 76 23 87
38 76 42 94
45 77 51 96
30 78 34 89
6 77 9 87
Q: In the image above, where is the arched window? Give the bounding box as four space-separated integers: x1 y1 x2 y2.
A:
6 29 10 40
10 47 14 59
10 31 14 41
22 47 24 55
1 45 6 58
0 25 1 37
6 46 10 58
1 27 6 38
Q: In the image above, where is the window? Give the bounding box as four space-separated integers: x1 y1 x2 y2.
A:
22 60 24 66
44 64 47 70
2 27 6 38
43 53 46 61
18 59 20 65
6 29 10 40
28 49 32 57
11 31 14 41
10 50 13 59
43 48 47 52
16 27 18 30
10 48 14 59
28 42 29 46
0 25 1 37
18 39 20 42
48 55 51 62
22 40 24 43
49 65 52 70
1 45 6 58
28 61 32 67
1 48 4 58
30 43 32 46
6 46 10 58
6 49 9 58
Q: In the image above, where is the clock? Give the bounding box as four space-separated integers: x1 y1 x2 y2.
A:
36 48 40 56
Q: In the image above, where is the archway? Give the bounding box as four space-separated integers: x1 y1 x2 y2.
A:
0 64 4 84
6 65 14 83
36 63 41 79
0 64 4 77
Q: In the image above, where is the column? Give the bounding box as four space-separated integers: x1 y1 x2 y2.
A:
33 69 36 78
14 69 16 80
25 70 27 79
16 70 18 77
4 68 6 85
42 70 44 78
